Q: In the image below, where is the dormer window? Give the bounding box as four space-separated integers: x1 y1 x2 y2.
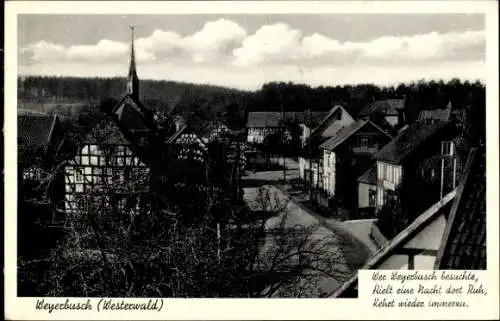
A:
441 141 454 156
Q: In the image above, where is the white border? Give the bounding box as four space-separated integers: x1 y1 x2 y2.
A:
5 1 499 320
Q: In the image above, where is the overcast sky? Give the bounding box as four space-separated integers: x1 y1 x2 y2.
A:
18 14 485 90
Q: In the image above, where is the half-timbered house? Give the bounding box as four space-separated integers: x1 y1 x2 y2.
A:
246 111 328 144
298 105 355 190
18 113 65 183
319 120 392 209
373 120 459 220
64 121 151 214
64 27 208 215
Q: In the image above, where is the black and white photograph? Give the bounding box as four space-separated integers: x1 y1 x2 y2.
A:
12 7 490 302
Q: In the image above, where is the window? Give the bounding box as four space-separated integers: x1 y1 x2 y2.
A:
359 135 371 148
441 141 454 156
75 170 83 183
112 169 122 184
369 189 376 207
124 168 132 181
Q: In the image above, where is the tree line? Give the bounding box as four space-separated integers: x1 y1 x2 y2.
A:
19 75 485 123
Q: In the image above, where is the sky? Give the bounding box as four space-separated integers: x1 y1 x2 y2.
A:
18 14 486 90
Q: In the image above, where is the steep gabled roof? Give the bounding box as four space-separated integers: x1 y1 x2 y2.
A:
166 124 189 144
331 189 457 298
374 121 450 164
18 114 59 148
166 124 208 151
303 111 331 128
114 102 150 133
18 114 62 164
358 99 405 117
301 106 355 155
113 94 153 127
310 105 352 138
434 147 486 269
320 120 392 151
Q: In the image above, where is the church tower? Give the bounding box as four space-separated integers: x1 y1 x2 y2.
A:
127 26 139 100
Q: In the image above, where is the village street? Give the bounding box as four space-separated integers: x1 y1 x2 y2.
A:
241 158 377 296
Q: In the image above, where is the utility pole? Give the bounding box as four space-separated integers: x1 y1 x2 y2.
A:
217 222 221 263
283 147 286 183
236 132 242 200
306 108 313 201
280 98 286 182
440 153 445 199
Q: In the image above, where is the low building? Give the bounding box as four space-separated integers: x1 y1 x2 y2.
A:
246 111 328 144
418 101 452 123
246 112 287 144
331 147 485 298
319 120 392 209
18 113 65 183
358 99 406 127
299 105 355 190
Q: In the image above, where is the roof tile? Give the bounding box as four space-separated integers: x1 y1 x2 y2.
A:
374 121 450 164
435 147 486 270
359 99 405 117
246 111 328 128
418 108 452 122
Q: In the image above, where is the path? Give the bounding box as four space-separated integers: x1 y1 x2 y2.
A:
277 184 380 255
242 167 373 297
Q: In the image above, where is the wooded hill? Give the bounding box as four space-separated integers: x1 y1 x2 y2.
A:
18 76 250 113
18 76 485 141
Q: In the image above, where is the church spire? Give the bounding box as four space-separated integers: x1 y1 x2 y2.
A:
127 25 139 100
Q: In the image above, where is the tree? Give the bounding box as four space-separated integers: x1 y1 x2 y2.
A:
18 159 354 297
376 187 404 239
222 102 246 130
